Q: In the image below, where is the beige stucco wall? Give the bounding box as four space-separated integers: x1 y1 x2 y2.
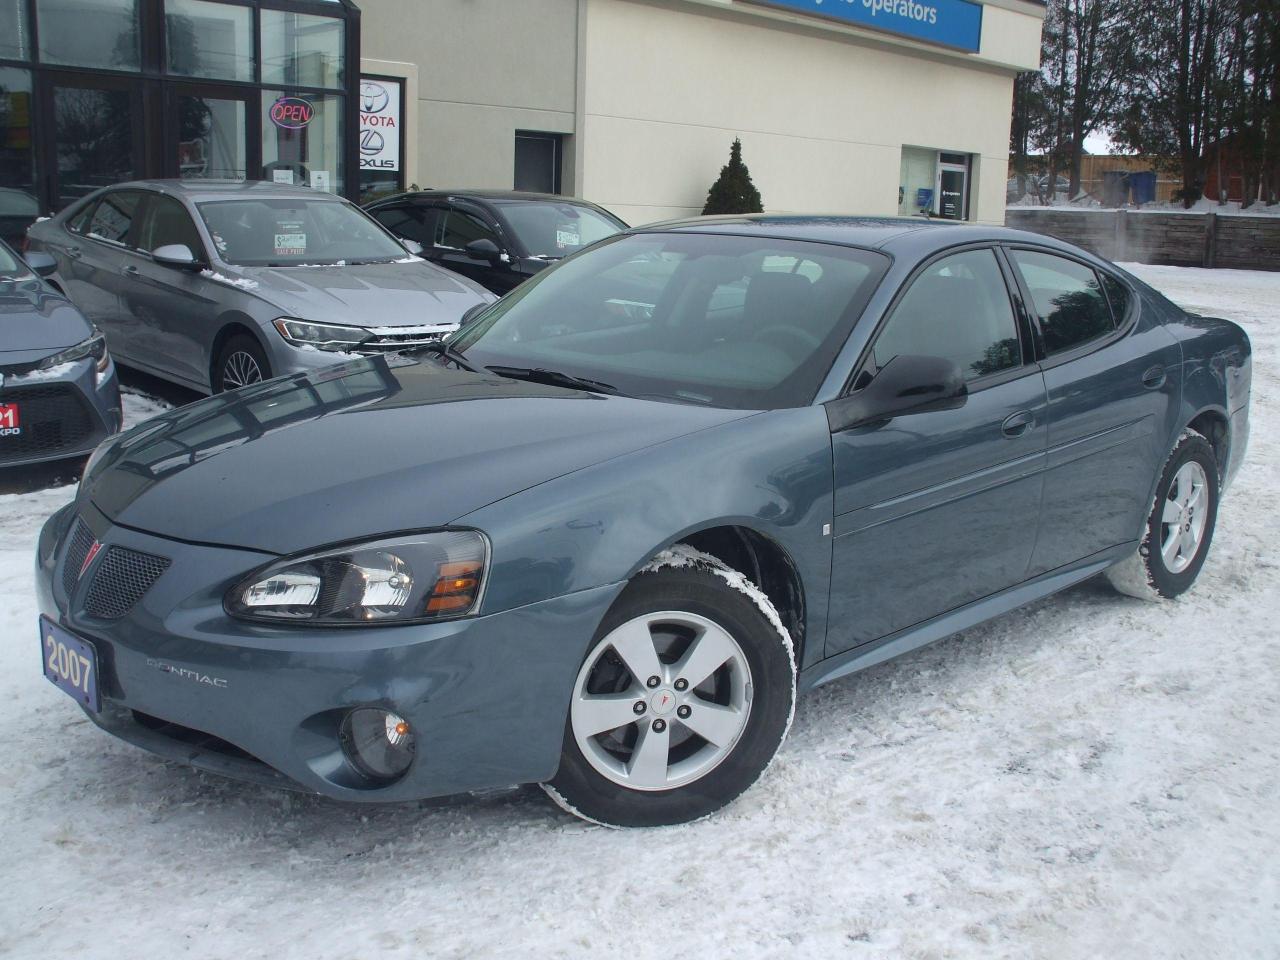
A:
358 0 579 189
579 0 1040 225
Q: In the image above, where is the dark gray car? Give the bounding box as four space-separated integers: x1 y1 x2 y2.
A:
0 239 121 468
26 181 497 393
34 217 1250 827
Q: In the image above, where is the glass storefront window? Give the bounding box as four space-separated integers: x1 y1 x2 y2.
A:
166 0 254 83
261 10 344 90
37 0 141 71
0 67 36 246
261 90 343 194
179 94 247 180
1 0 32 61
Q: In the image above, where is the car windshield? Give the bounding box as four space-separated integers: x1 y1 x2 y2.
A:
0 241 26 278
197 197 410 267
450 232 888 409
493 200 625 259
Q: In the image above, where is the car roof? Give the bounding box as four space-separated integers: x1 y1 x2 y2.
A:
103 179 342 204
386 189 596 204
630 214 1077 258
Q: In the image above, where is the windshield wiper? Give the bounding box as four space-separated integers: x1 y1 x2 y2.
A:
399 340 478 371
486 365 617 395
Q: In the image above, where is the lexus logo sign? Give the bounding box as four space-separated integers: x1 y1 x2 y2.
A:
358 76 401 172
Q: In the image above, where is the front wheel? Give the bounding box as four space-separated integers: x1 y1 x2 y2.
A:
213 334 271 393
1106 432 1220 600
543 556 796 827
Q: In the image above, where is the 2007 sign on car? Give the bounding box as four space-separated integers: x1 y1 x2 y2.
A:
41 617 99 712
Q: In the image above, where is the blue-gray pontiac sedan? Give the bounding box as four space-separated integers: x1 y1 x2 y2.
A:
36 217 1251 827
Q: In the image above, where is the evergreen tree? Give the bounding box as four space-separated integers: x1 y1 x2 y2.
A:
702 139 763 215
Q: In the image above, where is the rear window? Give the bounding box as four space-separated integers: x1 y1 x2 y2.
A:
87 191 144 247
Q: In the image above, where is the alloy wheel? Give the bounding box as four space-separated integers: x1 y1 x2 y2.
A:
1160 460 1210 574
570 611 753 791
222 350 264 390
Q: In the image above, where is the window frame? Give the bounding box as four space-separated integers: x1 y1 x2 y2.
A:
843 242 1036 398
1000 243 1138 370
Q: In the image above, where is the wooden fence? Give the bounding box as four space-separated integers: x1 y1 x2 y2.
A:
1003 208 1280 272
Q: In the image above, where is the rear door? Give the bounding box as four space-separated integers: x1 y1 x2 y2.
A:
826 246 1048 654
121 193 222 388
367 199 440 252
58 189 147 361
1005 247 1182 573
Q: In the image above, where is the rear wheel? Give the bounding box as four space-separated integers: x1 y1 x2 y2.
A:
1106 432 1220 600
214 334 270 393
543 559 795 827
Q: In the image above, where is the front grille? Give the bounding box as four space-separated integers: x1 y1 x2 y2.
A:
61 517 96 598
362 325 455 351
83 546 171 619
0 383 97 463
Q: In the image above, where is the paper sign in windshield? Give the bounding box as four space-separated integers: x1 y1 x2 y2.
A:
556 225 581 250
275 222 307 256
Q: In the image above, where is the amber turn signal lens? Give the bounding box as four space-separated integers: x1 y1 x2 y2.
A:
426 560 482 615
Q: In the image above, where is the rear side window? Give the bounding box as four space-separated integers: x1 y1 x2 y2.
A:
1101 273 1131 324
86 191 143 247
873 248 1021 381
1010 250 1114 354
370 203 438 248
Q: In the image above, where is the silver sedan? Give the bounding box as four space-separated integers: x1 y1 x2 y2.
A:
27 180 497 393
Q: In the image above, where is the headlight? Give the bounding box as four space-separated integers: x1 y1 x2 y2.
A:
40 332 109 373
273 317 371 351
227 531 489 625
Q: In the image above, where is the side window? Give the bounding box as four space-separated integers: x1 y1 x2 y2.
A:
140 196 205 258
86 191 143 247
1010 250 1114 354
872 248 1021 381
1101 272 1131 325
371 203 438 248
440 208 501 251
67 200 98 235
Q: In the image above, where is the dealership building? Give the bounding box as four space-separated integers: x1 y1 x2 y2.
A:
0 0 1043 239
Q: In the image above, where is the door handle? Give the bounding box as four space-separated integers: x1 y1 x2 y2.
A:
1001 410 1035 438
65 246 81 260
1142 365 1166 389
121 264 139 278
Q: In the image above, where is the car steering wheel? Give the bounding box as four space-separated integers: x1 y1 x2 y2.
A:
751 325 822 360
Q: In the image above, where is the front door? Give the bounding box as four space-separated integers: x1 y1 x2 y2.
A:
826 246 1048 655
165 84 256 183
40 73 146 212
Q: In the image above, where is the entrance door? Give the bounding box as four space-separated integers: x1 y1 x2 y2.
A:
514 132 562 194
40 73 145 212
936 153 971 221
165 84 256 183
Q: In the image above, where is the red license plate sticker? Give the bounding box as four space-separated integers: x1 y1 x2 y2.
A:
0 402 20 436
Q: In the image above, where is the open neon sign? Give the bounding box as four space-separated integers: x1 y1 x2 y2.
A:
270 97 314 130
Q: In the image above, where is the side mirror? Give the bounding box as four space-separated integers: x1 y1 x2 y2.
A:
826 354 968 432
401 238 424 256
22 251 58 278
152 244 201 270
465 238 503 263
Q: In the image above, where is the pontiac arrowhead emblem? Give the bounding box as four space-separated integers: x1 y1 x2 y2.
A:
79 540 103 580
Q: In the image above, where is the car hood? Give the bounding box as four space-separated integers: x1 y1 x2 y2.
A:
85 356 754 554
0 279 92 358
233 259 496 328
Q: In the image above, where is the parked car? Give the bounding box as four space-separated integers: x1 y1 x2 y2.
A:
26 181 496 394
365 190 627 295
36 217 1250 827
0 239 121 469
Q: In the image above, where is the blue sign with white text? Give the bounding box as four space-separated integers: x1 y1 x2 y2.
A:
752 0 984 53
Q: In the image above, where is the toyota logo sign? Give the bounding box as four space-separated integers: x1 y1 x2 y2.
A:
360 81 390 114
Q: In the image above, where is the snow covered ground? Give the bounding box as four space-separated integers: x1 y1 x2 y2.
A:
1 266 1277 959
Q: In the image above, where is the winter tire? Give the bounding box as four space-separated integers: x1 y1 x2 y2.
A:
544 556 795 827
1106 431 1220 600
214 334 270 392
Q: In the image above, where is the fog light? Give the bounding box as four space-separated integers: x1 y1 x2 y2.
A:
340 707 416 782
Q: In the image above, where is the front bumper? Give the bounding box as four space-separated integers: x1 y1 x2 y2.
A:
0 357 121 468
37 501 624 802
